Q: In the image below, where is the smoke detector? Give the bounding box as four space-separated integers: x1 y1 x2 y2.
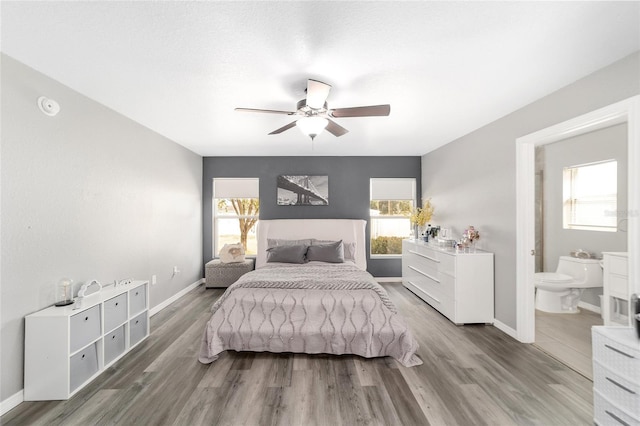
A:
37 96 60 116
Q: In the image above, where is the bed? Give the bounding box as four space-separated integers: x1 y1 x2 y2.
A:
198 219 422 367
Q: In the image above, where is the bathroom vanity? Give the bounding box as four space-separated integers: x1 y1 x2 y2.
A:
602 252 630 326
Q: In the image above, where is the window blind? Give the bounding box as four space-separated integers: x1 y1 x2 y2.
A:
370 178 415 200
213 178 259 199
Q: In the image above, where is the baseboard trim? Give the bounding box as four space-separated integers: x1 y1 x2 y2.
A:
1 390 24 416
578 301 601 314
149 278 204 317
493 319 519 340
375 277 402 283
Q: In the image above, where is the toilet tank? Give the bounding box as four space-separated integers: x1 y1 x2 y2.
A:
556 255 603 287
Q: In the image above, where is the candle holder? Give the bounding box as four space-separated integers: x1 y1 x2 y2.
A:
54 278 74 307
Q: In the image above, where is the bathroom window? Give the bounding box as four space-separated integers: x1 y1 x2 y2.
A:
563 160 617 232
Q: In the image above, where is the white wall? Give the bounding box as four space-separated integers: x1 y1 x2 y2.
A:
422 52 640 329
0 54 203 401
540 124 628 307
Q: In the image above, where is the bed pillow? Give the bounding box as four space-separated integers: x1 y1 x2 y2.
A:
312 239 356 261
306 240 345 263
267 238 313 249
266 244 308 264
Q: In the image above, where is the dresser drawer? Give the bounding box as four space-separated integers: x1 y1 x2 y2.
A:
594 360 640 417
69 341 99 393
70 305 101 353
403 274 444 303
408 244 455 277
593 328 640 384
104 293 128 333
609 256 628 277
129 283 147 316
130 312 148 347
403 279 453 320
594 389 640 426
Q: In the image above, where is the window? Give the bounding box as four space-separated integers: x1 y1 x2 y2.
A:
370 178 415 256
213 178 260 255
563 160 617 232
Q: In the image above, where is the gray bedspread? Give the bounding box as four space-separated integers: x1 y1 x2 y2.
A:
198 262 422 367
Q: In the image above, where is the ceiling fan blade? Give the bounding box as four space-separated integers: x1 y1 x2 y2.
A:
329 104 390 118
268 121 298 135
306 79 331 109
325 119 349 137
235 107 295 115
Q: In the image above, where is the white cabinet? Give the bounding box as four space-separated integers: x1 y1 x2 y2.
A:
592 326 640 425
603 252 630 326
24 281 149 401
402 239 494 324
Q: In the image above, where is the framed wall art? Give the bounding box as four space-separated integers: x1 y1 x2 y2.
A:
277 175 328 206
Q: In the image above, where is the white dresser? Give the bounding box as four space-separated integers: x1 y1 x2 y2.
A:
24 280 149 400
603 252 630 326
592 326 640 426
402 239 494 324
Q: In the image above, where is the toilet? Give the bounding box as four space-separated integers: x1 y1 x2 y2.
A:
535 255 603 314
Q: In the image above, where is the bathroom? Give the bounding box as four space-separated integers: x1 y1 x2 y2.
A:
534 122 628 379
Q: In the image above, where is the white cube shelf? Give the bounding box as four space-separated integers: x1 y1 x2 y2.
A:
24 280 149 401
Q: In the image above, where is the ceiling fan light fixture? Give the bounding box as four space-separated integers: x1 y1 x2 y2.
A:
296 116 328 140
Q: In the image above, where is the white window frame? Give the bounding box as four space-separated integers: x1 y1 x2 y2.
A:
562 160 617 232
369 178 416 258
213 178 260 256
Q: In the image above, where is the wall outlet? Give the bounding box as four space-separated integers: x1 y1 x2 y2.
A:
151 274 157 285
172 266 180 276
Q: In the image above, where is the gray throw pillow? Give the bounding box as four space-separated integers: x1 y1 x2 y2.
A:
312 239 356 261
306 240 345 263
266 244 308 264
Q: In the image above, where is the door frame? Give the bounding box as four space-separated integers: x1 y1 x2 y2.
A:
515 95 640 343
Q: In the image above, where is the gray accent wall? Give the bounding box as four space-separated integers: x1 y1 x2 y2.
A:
539 124 628 308
1 55 203 401
202 156 421 277
421 52 639 330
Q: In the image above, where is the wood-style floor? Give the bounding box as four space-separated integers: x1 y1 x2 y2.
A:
535 307 603 380
3 283 594 426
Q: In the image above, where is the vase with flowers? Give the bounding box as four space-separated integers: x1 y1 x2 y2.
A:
409 199 434 241
462 226 480 252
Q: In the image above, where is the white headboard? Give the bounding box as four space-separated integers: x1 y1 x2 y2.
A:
256 219 367 270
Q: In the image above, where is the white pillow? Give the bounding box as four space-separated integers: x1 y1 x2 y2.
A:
219 243 245 263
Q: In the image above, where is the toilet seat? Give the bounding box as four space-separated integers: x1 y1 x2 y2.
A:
535 273 575 292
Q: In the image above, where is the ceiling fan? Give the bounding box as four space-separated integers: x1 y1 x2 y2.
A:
235 79 390 140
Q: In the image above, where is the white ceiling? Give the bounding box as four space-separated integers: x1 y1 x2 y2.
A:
2 1 639 157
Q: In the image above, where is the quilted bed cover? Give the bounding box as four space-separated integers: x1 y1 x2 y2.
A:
198 262 422 367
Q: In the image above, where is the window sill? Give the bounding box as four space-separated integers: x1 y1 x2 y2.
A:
370 254 402 259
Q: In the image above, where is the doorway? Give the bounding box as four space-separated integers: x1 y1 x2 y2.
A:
515 96 640 351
